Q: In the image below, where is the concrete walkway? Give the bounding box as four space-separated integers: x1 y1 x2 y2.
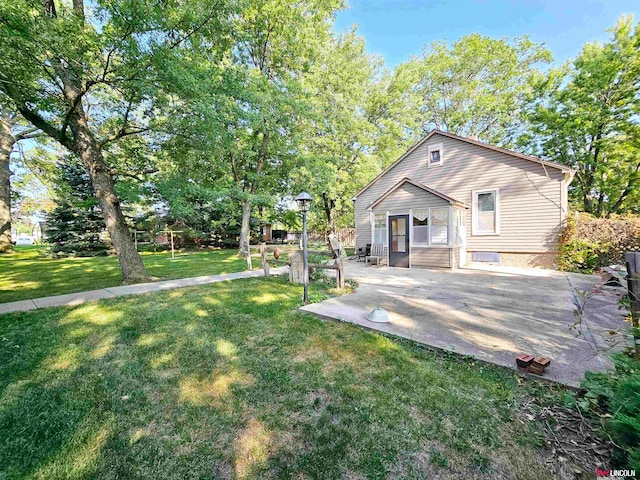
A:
302 261 626 387
0 267 286 316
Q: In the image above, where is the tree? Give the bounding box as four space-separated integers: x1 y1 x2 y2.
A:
159 0 343 257
230 0 344 256
292 31 384 232
526 16 640 216
393 34 551 145
0 0 230 280
45 157 108 256
0 106 40 252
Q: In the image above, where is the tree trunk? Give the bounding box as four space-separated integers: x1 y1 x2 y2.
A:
322 192 335 233
239 199 251 258
0 118 14 253
72 116 147 282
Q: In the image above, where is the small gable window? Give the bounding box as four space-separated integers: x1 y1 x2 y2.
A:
428 143 443 167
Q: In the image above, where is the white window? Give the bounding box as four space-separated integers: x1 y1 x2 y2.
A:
453 208 466 245
473 189 500 235
412 207 449 246
430 207 449 245
428 143 443 167
412 209 429 245
373 214 387 244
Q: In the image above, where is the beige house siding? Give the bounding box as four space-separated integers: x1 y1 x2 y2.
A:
372 183 449 214
355 133 566 256
412 247 451 268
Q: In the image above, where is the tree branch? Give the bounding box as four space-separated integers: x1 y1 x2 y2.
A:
0 81 69 149
111 167 158 182
15 127 42 141
251 129 269 194
98 127 149 148
610 163 640 215
60 89 89 141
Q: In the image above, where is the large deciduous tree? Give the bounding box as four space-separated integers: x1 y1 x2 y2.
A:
229 0 343 256
293 31 386 232
526 16 640 216
0 106 40 252
160 0 343 257
393 34 551 145
0 0 229 280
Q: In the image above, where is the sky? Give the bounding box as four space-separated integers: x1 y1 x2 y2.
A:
334 0 640 68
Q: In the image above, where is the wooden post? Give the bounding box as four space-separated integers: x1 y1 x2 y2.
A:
134 230 138 250
170 231 175 259
625 252 640 355
336 256 345 289
328 234 345 289
260 243 270 276
247 246 253 270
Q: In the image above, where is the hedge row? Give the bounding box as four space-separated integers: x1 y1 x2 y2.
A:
558 213 640 272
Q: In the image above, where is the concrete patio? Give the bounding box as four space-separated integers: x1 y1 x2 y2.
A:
302 261 626 386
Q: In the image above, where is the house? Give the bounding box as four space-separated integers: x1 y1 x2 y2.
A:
352 130 575 269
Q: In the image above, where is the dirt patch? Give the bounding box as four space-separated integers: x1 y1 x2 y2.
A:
515 400 613 479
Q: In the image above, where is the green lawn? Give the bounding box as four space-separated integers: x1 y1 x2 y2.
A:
0 276 577 479
0 246 250 303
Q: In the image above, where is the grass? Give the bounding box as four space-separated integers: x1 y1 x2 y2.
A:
0 276 570 479
0 246 250 303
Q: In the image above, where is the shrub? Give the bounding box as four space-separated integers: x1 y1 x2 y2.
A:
581 353 640 470
558 213 640 272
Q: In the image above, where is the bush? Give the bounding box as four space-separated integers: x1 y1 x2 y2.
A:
559 213 640 272
581 353 640 469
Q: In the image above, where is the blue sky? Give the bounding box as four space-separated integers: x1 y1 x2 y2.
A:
334 0 640 68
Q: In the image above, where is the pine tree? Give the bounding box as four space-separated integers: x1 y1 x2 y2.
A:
45 158 109 256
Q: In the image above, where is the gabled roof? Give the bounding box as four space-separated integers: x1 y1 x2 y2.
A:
352 130 575 201
369 177 469 210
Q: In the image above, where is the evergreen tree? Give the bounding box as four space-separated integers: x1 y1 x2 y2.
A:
45 158 109 256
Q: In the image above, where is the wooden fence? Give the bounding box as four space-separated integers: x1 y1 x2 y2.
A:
307 228 355 247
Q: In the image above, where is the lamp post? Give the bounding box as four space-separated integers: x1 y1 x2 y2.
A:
295 191 312 304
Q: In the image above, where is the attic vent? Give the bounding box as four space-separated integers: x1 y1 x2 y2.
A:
472 252 500 263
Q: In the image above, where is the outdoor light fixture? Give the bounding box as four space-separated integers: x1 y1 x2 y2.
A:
295 191 313 212
295 191 313 304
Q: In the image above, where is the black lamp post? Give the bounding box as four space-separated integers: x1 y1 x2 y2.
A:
295 191 312 304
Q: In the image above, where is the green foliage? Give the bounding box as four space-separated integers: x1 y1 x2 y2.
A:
559 239 603 272
155 0 347 251
526 16 640 215
292 30 397 231
558 213 640 272
44 158 108 257
393 33 551 145
581 353 640 469
153 176 263 247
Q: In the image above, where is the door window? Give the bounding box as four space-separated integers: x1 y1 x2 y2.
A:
391 217 407 252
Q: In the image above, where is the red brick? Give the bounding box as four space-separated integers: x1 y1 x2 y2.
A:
532 357 551 369
516 354 534 368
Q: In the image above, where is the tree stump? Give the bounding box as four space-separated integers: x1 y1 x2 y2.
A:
289 251 304 284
